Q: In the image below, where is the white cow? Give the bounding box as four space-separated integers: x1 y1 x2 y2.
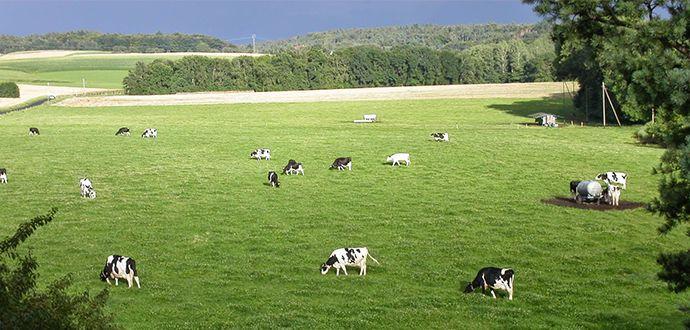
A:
320 247 380 276
100 255 141 288
606 185 622 206
596 172 627 189
387 153 410 166
250 148 271 161
80 178 96 199
141 128 158 139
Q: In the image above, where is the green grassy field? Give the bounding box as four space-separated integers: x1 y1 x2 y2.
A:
0 53 249 89
0 97 687 328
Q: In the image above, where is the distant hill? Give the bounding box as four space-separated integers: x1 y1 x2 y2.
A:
257 22 552 52
0 31 239 54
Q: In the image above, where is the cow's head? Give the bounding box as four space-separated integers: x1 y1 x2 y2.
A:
595 173 607 180
100 267 110 281
320 255 338 275
464 283 475 293
320 264 331 275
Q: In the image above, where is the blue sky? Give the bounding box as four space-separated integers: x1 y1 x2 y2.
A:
0 1 540 43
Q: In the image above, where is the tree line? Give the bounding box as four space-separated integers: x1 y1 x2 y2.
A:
124 42 555 95
256 22 552 53
0 31 238 54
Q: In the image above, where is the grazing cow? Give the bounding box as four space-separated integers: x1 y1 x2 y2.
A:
79 178 96 199
268 171 280 188
330 157 352 171
431 132 449 142
250 148 271 161
115 127 131 136
569 180 581 196
100 255 140 288
320 247 380 276
595 172 628 189
0 168 6 184
464 267 514 300
29 127 40 136
386 153 410 167
141 128 158 139
606 185 622 206
283 159 304 175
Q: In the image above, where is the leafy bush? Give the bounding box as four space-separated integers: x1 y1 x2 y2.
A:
0 82 19 98
0 208 115 329
633 121 666 146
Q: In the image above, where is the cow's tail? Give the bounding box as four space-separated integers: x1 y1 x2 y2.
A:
368 253 380 265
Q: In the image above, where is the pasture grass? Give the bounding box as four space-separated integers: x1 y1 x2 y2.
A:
0 97 688 328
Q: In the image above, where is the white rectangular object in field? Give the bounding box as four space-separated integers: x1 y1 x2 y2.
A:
363 114 377 121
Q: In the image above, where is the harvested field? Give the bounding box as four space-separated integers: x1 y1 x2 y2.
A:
57 82 576 107
0 84 111 108
0 50 263 61
542 197 645 211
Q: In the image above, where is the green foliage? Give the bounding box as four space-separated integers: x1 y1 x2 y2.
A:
634 121 666 146
124 45 555 95
0 208 115 329
257 22 553 52
0 82 19 98
0 30 237 54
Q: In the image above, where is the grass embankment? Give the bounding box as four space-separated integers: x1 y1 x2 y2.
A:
0 97 686 328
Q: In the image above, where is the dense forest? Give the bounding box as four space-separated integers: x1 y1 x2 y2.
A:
124 41 554 95
0 31 238 54
256 22 552 52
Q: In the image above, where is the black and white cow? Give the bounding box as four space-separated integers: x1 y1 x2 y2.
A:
595 172 627 189
116 127 131 136
330 157 352 171
141 128 158 139
29 127 40 136
100 255 140 288
569 180 581 196
268 171 280 188
283 159 304 175
464 267 514 300
0 168 7 184
604 185 622 206
320 247 379 276
250 148 271 161
79 178 96 199
431 132 449 142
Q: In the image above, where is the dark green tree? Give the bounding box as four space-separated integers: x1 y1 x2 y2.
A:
0 208 115 329
524 0 690 325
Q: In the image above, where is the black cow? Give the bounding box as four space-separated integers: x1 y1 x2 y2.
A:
115 127 131 136
464 267 514 300
330 157 352 171
268 171 280 188
100 255 140 288
570 180 581 196
29 127 40 136
283 159 304 175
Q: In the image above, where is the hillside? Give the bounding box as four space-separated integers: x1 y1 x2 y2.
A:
257 22 552 52
0 31 239 54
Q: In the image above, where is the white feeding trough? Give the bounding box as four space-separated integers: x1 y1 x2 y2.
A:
354 114 377 123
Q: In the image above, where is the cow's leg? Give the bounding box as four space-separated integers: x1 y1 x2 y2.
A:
490 289 496 299
336 268 340 276
115 278 119 286
406 159 410 166
508 288 513 300
134 276 140 288
342 266 348 276
127 275 133 288
106 278 111 285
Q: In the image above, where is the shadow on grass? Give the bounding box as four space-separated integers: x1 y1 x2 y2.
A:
488 95 582 123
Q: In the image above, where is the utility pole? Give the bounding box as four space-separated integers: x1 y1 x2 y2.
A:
82 78 86 89
252 34 256 53
602 82 606 126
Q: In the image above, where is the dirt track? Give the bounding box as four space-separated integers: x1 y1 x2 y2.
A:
57 82 574 107
0 84 111 109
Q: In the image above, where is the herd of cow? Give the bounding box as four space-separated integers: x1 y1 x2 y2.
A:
8 124 636 301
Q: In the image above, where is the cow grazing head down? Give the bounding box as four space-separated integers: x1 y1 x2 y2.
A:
29 127 40 136
320 247 379 276
268 171 280 188
141 128 158 139
330 157 352 171
116 127 131 136
100 255 140 288
0 168 7 184
431 132 449 142
464 267 514 300
569 180 581 195
79 178 96 199
251 148 271 161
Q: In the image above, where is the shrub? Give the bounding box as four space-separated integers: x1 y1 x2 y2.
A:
0 82 19 98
